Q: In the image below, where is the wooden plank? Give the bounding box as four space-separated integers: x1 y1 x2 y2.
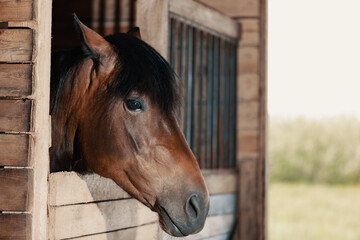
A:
0 0 33 22
169 0 239 39
238 73 259 101
30 0 52 238
238 47 259 73
237 130 259 155
239 19 260 46
0 134 30 167
202 169 237 195
0 169 32 211
0 64 32 97
136 0 169 57
0 100 32 132
49 199 157 239
0 29 33 62
0 213 31 239
203 232 231 240
49 170 237 206
49 172 130 206
196 0 259 17
238 160 257 240
159 214 235 240
71 223 159 240
257 1 268 239
237 101 259 131
208 193 237 216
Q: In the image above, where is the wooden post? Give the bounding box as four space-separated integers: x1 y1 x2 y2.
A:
136 0 169 58
32 0 52 239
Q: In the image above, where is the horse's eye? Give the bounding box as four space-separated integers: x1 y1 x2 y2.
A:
126 99 143 111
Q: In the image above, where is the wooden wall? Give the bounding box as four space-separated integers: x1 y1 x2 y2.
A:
195 0 267 239
48 170 237 239
0 0 52 239
52 0 136 50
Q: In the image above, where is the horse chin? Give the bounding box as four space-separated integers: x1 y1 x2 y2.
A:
158 207 186 237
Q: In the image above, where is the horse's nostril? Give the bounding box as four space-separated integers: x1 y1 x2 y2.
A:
186 194 200 220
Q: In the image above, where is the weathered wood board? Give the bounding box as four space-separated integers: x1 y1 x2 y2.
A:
0 0 33 22
0 100 32 132
0 64 32 97
0 213 31 240
71 223 158 240
49 199 158 239
0 29 33 62
49 172 130 206
202 169 237 194
0 134 30 167
0 169 32 211
208 193 237 216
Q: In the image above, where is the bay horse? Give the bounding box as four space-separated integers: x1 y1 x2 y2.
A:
50 15 209 237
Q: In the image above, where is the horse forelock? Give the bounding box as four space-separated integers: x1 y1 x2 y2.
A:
105 33 180 115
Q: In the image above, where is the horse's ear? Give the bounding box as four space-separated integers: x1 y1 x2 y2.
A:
73 14 114 60
127 27 142 39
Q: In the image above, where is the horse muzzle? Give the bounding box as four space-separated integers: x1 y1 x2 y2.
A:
156 191 209 237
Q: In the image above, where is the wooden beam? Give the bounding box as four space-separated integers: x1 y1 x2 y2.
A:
70 223 159 240
0 0 33 22
49 199 157 239
136 0 169 58
202 169 237 195
0 64 32 97
0 169 32 211
208 193 237 216
0 29 33 63
169 0 239 39
49 169 238 207
0 134 30 167
0 100 32 132
0 213 31 239
49 172 130 206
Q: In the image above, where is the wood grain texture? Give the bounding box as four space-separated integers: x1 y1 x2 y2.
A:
202 169 237 195
196 0 259 17
0 213 31 240
49 172 130 206
160 214 235 240
237 101 259 131
208 193 237 216
238 47 259 73
169 0 239 39
0 169 32 211
71 223 158 240
0 134 30 167
238 160 257 240
0 29 33 62
0 100 32 132
0 0 33 21
136 0 169 58
49 170 238 206
238 73 259 101
237 130 259 161
0 64 32 97
49 199 157 239
239 19 260 46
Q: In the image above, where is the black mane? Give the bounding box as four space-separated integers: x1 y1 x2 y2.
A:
51 33 179 115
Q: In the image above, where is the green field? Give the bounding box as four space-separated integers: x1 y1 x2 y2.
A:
269 183 360 240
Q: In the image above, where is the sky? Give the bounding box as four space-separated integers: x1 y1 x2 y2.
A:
268 0 360 119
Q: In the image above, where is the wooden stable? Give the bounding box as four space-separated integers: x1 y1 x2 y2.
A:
0 0 266 239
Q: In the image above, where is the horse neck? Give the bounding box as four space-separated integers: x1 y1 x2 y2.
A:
50 53 93 172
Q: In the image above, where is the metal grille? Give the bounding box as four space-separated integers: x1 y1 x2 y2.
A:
168 15 237 169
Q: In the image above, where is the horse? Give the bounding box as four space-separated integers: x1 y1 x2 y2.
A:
50 15 209 237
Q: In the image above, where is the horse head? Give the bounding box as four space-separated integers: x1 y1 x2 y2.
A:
50 15 209 237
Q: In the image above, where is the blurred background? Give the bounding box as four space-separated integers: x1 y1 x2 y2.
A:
268 0 360 239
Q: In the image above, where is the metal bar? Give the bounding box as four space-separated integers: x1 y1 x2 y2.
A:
211 36 219 169
185 25 193 146
217 39 225 169
191 28 200 158
223 41 230 168
205 34 213 169
228 43 236 168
